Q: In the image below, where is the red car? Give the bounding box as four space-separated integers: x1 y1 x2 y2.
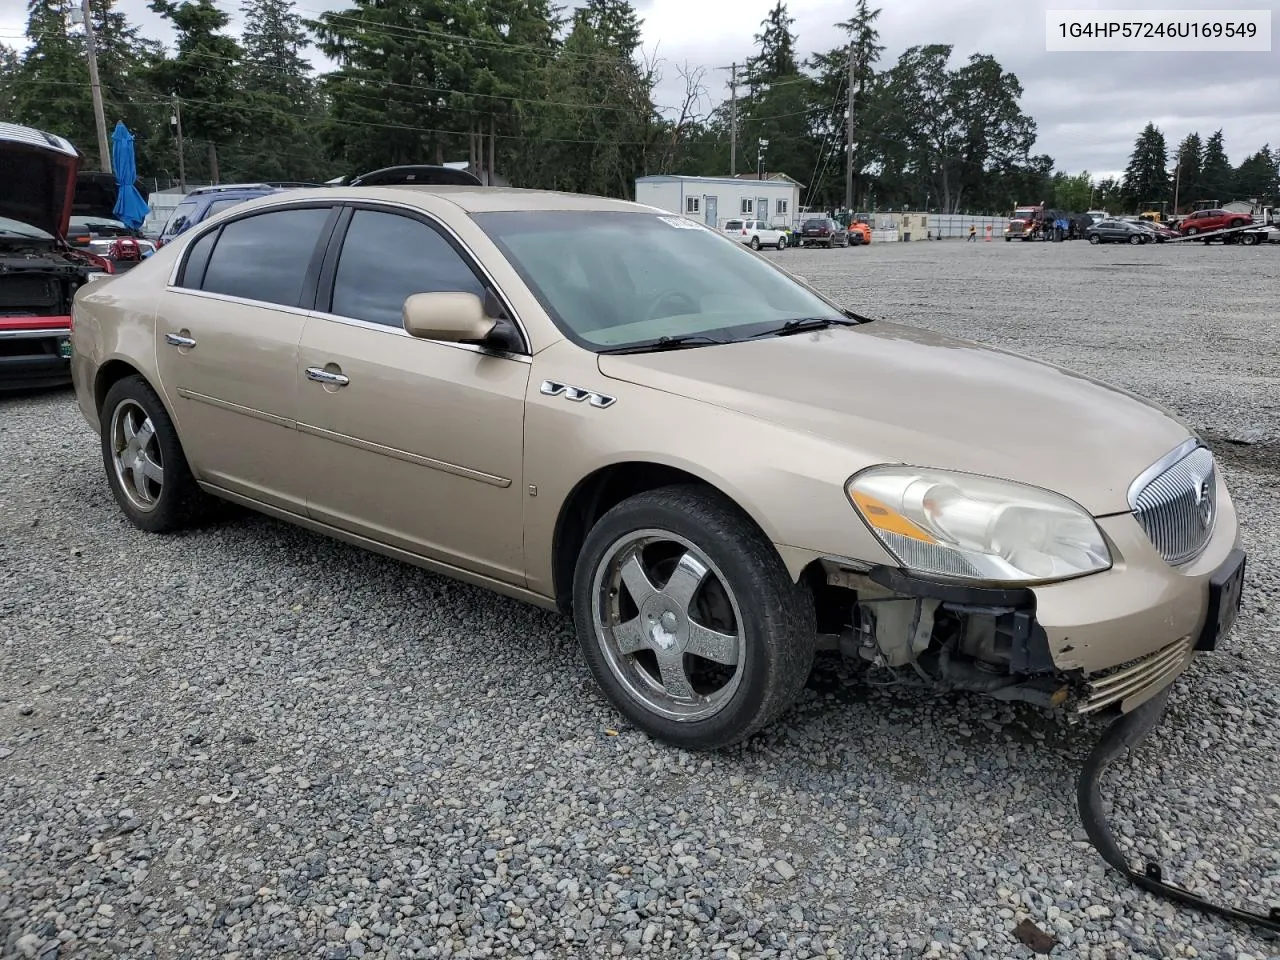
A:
1176 208 1253 236
0 121 111 390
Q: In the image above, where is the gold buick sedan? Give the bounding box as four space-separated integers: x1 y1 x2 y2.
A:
70 185 1246 750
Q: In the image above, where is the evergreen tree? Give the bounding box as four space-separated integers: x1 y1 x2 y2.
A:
1172 132 1202 211
747 1 797 89
1233 146 1277 203
11 0 93 145
807 0 883 206
1120 122 1169 210
512 0 657 197
148 0 247 181
1199 129 1232 201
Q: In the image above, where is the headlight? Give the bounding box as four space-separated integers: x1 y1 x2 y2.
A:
846 466 1111 584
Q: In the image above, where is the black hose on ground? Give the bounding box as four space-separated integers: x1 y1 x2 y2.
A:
1077 686 1280 939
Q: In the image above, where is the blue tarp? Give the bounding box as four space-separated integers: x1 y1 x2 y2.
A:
110 121 150 230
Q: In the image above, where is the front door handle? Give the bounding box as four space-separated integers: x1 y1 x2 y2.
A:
165 332 196 348
305 366 350 387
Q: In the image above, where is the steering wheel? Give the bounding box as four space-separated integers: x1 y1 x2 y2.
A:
642 289 699 323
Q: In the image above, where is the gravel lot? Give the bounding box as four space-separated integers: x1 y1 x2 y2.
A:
2 238 1278 960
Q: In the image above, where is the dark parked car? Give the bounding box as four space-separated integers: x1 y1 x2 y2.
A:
798 217 849 248
1084 219 1151 245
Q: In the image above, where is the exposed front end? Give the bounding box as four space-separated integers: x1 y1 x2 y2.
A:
811 439 1242 716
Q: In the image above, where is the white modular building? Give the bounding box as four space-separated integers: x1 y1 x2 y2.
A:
634 174 804 230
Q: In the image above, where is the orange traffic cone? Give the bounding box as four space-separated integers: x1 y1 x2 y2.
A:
984 224 992 242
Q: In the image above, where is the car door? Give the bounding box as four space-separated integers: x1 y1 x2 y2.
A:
155 203 340 512
296 204 531 584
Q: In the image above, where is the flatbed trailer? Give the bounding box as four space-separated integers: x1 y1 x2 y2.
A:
1167 208 1277 246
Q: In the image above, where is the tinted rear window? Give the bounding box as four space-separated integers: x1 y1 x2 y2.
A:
724 220 743 230
199 207 332 307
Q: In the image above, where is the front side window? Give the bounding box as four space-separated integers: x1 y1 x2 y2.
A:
199 206 332 307
328 209 486 328
475 210 845 351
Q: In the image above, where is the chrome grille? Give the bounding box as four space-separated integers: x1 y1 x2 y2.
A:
1129 443 1217 565
1077 635 1193 714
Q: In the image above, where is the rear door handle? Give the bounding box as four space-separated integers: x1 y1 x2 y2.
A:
306 367 350 387
165 332 196 348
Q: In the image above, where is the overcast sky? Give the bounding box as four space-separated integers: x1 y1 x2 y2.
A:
2 0 1276 179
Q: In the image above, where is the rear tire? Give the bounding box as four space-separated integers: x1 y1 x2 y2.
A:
750 236 761 250
572 485 816 751
1089 234 1101 245
100 374 213 533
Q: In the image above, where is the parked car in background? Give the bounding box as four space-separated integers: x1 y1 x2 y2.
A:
722 218 787 250
156 183 292 247
70 184 1245 751
798 217 849 248
68 215 157 261
0 121 110 391
1177 209 1252 236
1118 217 1174 243
1085 219 1151 244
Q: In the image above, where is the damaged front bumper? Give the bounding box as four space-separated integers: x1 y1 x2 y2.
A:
817 536 1246 718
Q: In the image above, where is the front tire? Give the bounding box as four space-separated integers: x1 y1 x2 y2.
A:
100 375 212 533
572 486 816 751
1129 234 1141 244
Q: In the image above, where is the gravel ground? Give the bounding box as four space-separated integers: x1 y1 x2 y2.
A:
2 238 1278 960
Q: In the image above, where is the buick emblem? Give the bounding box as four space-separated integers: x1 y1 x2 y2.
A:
1194 478 1213 528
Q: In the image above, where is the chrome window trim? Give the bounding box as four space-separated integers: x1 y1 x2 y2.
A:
165 194 533 356
1125 437 1203 508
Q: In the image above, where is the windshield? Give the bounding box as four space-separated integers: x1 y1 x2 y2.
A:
1013 208 1037 220
474 210 846 350
0 216 54 241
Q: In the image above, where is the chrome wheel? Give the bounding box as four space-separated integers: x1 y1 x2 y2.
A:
109 398 164 512
592 529 745 722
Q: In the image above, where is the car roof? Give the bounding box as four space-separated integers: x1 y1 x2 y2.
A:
211 184 661 216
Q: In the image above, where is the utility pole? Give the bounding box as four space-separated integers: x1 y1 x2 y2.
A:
717 62 739 174
171 96 186 193
80 0 112 174
1172 161 1181 214
844 41 855 213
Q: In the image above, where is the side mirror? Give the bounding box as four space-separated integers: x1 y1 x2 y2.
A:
402 292 496 344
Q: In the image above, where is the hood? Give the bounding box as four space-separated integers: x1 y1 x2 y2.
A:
0 122 81 239
597 321 1193 516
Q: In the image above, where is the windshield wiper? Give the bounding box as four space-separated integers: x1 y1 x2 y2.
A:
748 316 859 338
597 334 729 355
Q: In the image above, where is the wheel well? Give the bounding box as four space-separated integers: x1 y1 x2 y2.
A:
94 359 144 413
551 462 758 613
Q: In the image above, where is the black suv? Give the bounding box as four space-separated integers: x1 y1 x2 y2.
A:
798 217 849 248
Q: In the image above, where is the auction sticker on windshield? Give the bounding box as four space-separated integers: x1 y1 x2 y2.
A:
1046 9 1271 51
656 216 703 230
